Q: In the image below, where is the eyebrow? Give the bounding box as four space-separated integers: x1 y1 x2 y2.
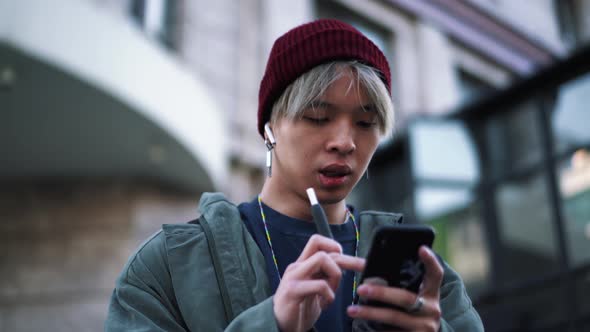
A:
310 100 377 113
309 100 331 109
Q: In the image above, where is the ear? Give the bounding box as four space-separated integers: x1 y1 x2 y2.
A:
264 122 276 145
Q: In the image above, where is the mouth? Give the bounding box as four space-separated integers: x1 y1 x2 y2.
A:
319 164 352 177
318 164 352 187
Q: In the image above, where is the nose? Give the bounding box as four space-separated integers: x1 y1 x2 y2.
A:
325 120 356 154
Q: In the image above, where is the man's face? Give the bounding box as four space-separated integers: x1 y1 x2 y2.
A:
270 71 381 205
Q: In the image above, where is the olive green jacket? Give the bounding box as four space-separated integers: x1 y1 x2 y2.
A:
105 193 483 331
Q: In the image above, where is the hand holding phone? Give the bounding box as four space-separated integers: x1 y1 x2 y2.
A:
349 225 442 331
358 224 435 308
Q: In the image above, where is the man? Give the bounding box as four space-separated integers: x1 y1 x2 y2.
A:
106 19 483 331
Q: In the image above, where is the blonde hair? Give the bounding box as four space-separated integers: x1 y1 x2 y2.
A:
269 61 394 136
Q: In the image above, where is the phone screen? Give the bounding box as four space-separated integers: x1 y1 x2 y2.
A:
357 225 435 330
359 225 435 305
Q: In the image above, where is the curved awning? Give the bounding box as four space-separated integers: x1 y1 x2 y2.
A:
0 0 227 192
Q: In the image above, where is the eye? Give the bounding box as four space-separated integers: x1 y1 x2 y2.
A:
357 111 378 129
357 121 377 129
303 116 329 125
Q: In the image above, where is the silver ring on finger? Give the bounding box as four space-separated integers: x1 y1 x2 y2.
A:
408 296 424 314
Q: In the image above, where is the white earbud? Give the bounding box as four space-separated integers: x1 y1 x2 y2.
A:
264 123 276 146
264 123 276 177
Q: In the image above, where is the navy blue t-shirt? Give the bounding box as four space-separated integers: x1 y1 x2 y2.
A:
239 198 358 332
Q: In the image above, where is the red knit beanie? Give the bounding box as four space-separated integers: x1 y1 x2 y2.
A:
257 19 391 138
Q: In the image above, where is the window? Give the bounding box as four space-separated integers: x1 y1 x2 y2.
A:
484 102 544 179
552 72 590 267
357 40 590 329
408 120 489 297
496 172 561 281
553 0 580 50
557 154 590 266
552 72 590 154
456 69 496 105
130 0 179 49
417 190 490 298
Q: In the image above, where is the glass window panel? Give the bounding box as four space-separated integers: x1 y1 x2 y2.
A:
456 69 496 105
130 0 178 49
130 0 145 23
144 0 166 38
554 0 580 49
480 282 568 331
576 267 590 326
424 199 490 299
410 121 480 183
556 154 590 266
415 187 472 220
496 172 560 283
484 101 543 178
580 320 590 332
552 72 590 154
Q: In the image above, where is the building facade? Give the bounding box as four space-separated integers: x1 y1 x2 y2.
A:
1 0 589 331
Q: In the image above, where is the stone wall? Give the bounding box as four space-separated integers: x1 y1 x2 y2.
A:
0 181 199 331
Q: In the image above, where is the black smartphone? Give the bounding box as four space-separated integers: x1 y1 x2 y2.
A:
358 224 435 308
